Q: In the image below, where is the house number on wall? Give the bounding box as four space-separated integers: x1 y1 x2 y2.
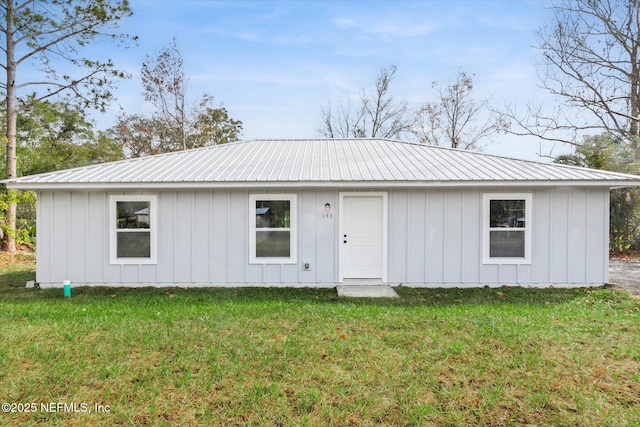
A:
323 203 333 219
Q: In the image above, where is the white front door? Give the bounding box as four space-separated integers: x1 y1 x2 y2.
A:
339 193 387 281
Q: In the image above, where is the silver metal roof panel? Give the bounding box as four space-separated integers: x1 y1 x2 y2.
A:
4 138 640 189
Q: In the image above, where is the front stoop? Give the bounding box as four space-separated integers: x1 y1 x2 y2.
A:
336 285 399 298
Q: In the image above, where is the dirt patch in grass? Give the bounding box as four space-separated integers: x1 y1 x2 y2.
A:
0 246 35 292
0 245 35 269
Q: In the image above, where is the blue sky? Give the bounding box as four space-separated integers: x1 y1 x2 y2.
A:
95 0 560 160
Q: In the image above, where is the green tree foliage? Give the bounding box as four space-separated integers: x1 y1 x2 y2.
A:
15 100 123 175
109 113 160 158
111 101 243 158
0 189 35 245
0 99 124 245
1 0 135 251
556 134 640 254
188 95 243 148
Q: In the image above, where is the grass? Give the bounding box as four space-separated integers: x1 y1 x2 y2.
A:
0 253 639 426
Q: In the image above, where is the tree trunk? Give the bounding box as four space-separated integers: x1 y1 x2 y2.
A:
4 1 17 252
630 0 640 137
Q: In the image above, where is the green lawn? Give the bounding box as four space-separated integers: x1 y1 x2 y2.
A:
0 255 638 426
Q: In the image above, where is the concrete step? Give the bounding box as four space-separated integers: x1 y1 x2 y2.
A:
336 285 399 298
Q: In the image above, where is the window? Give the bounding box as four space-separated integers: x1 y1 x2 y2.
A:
110 195 157 264
483 193 531 264
249 194 297 264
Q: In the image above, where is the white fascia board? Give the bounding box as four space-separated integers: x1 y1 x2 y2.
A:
5 179 640 191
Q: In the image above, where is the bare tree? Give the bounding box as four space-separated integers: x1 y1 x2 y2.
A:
141 39 187 150
0 0 135 251
318 65 413 139
498 0 640 146
414 70 498 150
136 40 242 153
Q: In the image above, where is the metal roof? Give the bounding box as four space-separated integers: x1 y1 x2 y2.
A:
4 138 640 189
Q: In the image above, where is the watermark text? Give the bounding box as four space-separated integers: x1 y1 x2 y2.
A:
2 402 110 413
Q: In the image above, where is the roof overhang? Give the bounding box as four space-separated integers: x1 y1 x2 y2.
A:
6 179 640 191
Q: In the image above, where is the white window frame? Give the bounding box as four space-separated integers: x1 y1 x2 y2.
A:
483 193 532 265
249 194 297 264
109 195 157 265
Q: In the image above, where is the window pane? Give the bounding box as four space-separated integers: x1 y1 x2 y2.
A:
490 230 525 258
117 201 151 229
255 200 290 228
490 200 525 228
117 232 151 258
256 230 290 257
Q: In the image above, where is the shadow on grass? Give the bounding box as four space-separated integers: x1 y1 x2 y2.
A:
0 281 624 307
0 270 35 292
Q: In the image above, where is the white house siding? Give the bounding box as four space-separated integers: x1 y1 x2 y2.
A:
387 187 608 287
37 189 339 287
36 186 609 288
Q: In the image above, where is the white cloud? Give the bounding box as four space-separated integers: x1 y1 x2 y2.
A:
332 14 441 38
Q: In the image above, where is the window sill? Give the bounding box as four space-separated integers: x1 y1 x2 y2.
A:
250 259 297 265
110 258 157 265
483 258 531 265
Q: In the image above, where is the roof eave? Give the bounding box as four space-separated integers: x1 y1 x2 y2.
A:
6 179 640 191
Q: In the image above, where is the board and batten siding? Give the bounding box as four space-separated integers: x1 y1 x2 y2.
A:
36 189 339 287
36 187 609 287
386 187 608 286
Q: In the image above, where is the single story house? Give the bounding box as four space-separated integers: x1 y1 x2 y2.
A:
4 138 640 288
